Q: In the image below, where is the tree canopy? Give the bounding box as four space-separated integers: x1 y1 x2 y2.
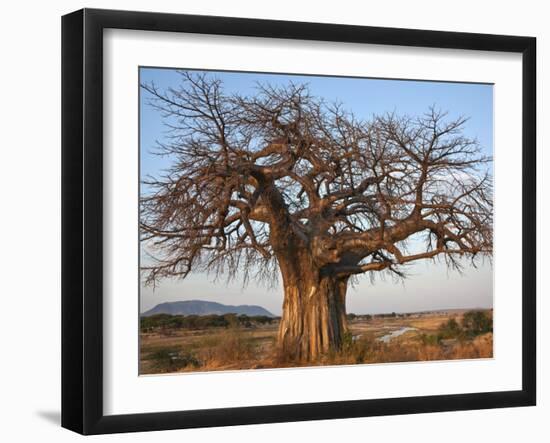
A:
140 72 493 286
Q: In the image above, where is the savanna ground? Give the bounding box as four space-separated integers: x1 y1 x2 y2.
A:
139 309 493 375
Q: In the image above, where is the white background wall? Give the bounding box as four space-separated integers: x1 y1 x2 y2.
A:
0 0 546 441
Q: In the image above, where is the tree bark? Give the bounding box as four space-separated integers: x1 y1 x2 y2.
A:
277 254 348 361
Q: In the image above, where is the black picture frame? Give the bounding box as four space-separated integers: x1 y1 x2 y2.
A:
62 8 536 435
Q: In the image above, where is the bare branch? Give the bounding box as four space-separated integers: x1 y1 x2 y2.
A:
140 74 492 286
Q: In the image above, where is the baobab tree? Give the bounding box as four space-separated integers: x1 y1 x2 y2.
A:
140 72 493 362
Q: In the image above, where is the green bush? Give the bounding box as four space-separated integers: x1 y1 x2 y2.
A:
418 311 493 346
341 330 354 352
420 333 440 346
438 317 463 339
462 310 493 337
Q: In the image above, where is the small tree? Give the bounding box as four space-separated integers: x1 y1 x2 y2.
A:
140 72 493 361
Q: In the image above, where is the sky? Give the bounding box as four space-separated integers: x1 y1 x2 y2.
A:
139 67 494 315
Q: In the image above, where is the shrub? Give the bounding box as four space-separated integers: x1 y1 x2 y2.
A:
195 330 258 367
419 333 440 346
341 330 354 353
462 310 493 337
145 348 201 372
418 311 493 351
438 317 463 340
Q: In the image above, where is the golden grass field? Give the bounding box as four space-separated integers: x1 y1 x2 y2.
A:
139 310 493 374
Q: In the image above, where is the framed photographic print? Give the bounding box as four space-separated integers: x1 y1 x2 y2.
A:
61 8 536 435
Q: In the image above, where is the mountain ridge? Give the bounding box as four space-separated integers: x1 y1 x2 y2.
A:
141 299 275 317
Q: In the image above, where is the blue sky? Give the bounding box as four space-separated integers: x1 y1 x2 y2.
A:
139 67 493 315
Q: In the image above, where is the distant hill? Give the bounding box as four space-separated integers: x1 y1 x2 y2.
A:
142 300 275 317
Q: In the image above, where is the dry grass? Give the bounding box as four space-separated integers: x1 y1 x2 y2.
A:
140 312 493 374
140 326 278 373
191 329 273 370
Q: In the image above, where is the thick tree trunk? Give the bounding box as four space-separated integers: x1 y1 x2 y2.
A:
277 255 348 361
